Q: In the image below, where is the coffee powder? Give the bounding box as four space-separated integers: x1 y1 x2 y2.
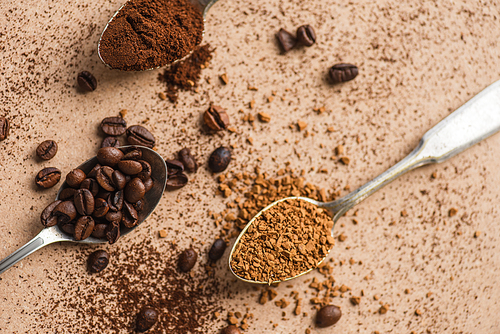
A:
99 0 204 71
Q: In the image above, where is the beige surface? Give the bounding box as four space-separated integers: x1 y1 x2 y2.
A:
1 0 500 333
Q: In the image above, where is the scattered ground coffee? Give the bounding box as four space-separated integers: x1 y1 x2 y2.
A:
99 0 204 71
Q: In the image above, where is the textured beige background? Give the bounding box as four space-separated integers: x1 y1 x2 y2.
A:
1 0 500 333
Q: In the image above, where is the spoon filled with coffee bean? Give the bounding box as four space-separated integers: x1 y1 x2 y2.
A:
229 79 500 284
97 0 219 71
0 146 167 275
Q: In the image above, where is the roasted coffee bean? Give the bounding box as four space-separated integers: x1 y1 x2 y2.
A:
316 305 342 327
328 63 359 84
276 28 297 53
221 325 241 334
93 198 109 218
101 136 121 148
208 146 231 173
36 140 58 160
137 160 152 181
178 248 197 272
112 169 126 190
80 178 99 197
166 173 188 190
40 200 62 227
208 238 227 262
105 210 122 223
122 201 138 228
96 189 111 200
204 105 230 131
100 116 127 136
143 177 154 193
136 306 159 332
87 250 109 273
126 125 155 148
122 147 142 160
178 148 198 173
92 223 108 239
66 168 86 188
166 159 184 176
60 222 76 235
74 216 95 241
105 221 120 244
35 167 62 189
74 189 95 216
117 159 142 175
96 166 116 191
296 25 316 46
108 190 124 211
97 147 124 167
87 164 102 179
133 199 144 212
77 71 97 92
53 200 77 224
124 178 145 203
59 188 77 200
0 116 9 141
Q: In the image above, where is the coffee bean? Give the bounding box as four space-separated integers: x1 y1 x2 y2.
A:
36 140 58 160
93 198 109 218
122 201 138 228
133 199 144 212
105 221 120 244
316 305 342 327
117 160 142 175
100 116 127 136
92 223 108 239
178 148 197 173
101 136 121 148
328 63 358 84
74 216 95 240
35 167 62 189
74 189 95 216
77 71 97 92
96 189 111 201
40 200 62 227
107 190 124 211
53 200 77 225
136 306 159 332
166 159 184 176
276 28 297 53
137 160 152 181
221 325 241 334
208 238 227 262
60 222 76 235
208 146 231 173
59 188 77 200
105 210 122 223
122 147 142 160
166 173 188 190
97 147 124 167
143 177 154 193
87 250 109 273
178 248 197 272
112 169 127 190
96 166 116 191
126 125 155 148
0 116 9 141
87 164 102 179
66 169 86 188
204 104 230 131
124 178 145 203
296 25 316 46
80 178 99 197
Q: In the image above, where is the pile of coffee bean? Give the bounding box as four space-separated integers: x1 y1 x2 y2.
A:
40 146 154 243
100 116 156 149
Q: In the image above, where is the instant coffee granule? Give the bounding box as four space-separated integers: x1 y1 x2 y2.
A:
99 0 204 71
231 198 335 283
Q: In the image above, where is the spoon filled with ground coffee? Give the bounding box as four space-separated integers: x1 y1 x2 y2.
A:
229 79 500 284
98 0 218 71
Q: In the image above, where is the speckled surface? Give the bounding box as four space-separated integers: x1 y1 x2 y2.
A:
1 0 500 333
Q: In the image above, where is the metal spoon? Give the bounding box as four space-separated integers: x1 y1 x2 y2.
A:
229 79 500 284
0 146 167 275
97 0 219 71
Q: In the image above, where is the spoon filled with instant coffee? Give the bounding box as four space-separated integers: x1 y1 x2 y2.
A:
98 0 219 71
0 146 167 275
229 79 500 285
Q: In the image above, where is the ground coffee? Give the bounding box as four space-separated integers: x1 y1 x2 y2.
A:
99 0 204 71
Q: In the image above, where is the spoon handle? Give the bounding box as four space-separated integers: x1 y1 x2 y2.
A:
327 80 500 220
0 227 63 275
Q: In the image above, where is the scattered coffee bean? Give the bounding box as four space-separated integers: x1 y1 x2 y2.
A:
40 200 62 227
178 148 198 173
118 159 143 175
126 125 155 148
35 167 62 189
97 147 124 167
296 25 316 46
166 159 184 176
100 117 127 136
0 116 9 141
276 28 297 53
208 146 231 173
328 63 359 84
136 306 159 332
93 198 109 218
208 238 227 262
125 178 145 203
66 169 86 188
74 189 95 216
101 136 121 148
77 71 97 92
105 221 120 244
316 305 342 327
178 248 197 272
204 104 230 131
87 250 110 273
36 140 58 160
221 325 241 334
166 173 188 190
53 200 77 225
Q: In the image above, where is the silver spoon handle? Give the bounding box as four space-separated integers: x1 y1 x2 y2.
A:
0 227 63 275
328 80 500 219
